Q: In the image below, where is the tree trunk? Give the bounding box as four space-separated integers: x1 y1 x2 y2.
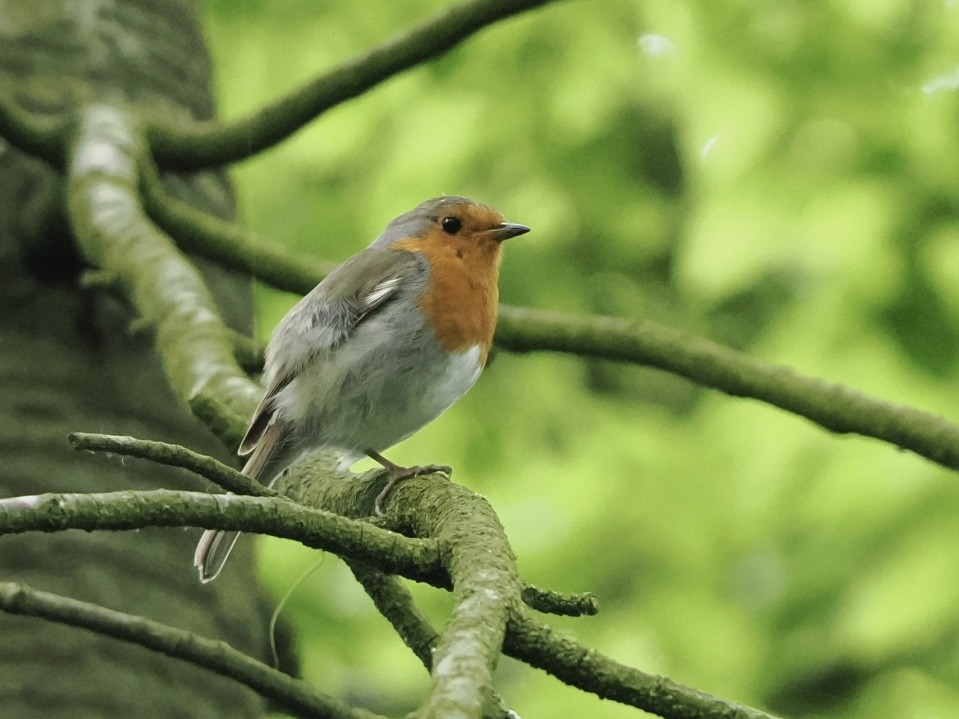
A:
0 2 273 716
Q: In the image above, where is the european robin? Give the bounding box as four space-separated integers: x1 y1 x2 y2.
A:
194 196 529 581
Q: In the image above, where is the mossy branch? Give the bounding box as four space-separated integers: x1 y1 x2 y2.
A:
68 432 267 496
1 426 777 719
0 91 68 167
0 582 380 719
147 0 556 169
285 459 773 719
347 562 516 719
258 458 518 719
65 104 261 426
0 473 774 719
0 489 444 586
140 153 337 293
506 608 781 719
494 307 959 472
69 429 594 620
414 485 520 719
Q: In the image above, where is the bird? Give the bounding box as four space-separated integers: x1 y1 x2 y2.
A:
194 196 529 582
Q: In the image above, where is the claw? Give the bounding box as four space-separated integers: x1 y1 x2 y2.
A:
367 451 453 515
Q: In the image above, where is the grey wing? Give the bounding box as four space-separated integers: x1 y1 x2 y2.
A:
238 247 425 459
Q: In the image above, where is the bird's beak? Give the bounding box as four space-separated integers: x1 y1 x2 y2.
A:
488 222 531 242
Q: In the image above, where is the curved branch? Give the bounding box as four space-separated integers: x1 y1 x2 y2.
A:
505 608 781 719
73 430 602 624
0 582 380 719
417 495 521 719
274 446 780 719
347 562 516 719
148 0 556 169
66 104 261 425
495 306 959 472
289 461 522 719
68 432 266 496
0 90 68 167
140 154 337 293
0 489 444 586
189 389 251 450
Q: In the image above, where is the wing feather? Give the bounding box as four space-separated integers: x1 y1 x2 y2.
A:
238 247 424 460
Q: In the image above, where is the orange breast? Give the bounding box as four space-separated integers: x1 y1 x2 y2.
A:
395 231 502 364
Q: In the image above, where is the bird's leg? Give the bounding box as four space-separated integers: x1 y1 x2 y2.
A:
365 449 452 515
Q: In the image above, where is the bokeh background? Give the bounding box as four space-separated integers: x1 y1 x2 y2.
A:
201 1 959 717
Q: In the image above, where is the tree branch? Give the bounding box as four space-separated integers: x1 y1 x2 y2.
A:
347 561 516 719
68 432 268 496
0 489 444 586
494 306 959 472
505 608 781 719
0 89 68 167
140 153 337 293
283 465 778 719
418 497 520 719
285 459 521 719
147 0 557 169
65 104 261 425
0 479 779 719
520 584 599 617
71 429 601 622
0 582 380 719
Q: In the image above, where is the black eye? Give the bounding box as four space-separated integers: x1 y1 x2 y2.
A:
441 216 462 235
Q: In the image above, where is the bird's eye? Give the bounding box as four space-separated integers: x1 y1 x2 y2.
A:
441 216 463 235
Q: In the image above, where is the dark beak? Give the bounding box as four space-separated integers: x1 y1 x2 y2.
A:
488 222 531 242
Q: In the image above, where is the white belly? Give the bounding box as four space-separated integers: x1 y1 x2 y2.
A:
274 314 484 463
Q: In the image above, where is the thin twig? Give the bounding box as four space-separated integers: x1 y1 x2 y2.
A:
521 584 599 617
68 432 271 497
346 561 440 668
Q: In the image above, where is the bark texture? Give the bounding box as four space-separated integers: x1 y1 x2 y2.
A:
0 2 274 717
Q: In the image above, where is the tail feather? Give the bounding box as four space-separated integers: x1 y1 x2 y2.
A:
194 415 288 582
194 528 242 583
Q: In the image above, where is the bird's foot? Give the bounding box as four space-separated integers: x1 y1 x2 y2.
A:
367 450 452 515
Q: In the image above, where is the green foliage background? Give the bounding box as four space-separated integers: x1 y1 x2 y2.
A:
202 1 959 717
